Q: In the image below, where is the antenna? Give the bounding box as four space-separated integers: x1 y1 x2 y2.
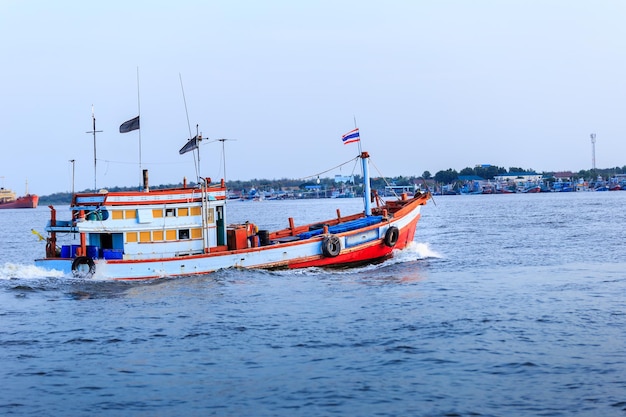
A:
590 133 596 171
217 138 235 182
85 105 103 191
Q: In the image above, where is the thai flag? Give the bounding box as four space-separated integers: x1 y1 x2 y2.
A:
342 128 360 145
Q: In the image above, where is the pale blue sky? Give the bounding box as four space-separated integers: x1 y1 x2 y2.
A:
1 1 625 195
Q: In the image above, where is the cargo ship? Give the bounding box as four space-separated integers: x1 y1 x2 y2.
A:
0 181 39 209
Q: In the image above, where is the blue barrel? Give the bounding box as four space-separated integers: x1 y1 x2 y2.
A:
60 245 71 258
86 245 99 259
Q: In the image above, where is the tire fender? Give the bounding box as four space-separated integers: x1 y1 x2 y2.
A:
384 226 400 247
322 235 341 257
71 256 96 277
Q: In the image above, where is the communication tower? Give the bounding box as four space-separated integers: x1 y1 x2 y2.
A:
590 133 596 171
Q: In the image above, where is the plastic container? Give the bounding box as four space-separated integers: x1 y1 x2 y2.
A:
258 230 270 246
102 249 123 260
86 245 99 259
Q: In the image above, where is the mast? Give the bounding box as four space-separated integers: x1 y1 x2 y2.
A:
361 151 372 216
85 105 102 191
136 67 143 189
352 118 370 216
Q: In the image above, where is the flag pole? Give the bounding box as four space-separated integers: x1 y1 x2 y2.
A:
353 115 363 155
136 67 142 189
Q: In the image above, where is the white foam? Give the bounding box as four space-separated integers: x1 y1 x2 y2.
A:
0 263 66 280
391 241 443 264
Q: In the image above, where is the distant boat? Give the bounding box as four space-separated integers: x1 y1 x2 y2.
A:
0 181 39 209
34 146 430 280
521 185 541 193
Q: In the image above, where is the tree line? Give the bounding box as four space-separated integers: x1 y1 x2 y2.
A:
38 164 626 204
428 165 626 185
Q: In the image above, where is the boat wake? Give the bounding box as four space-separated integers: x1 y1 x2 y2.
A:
267 241 442 277
393 241 442 263
0 262 65 280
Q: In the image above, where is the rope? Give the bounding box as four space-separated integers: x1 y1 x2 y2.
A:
300 155 360 181
369 158 400 199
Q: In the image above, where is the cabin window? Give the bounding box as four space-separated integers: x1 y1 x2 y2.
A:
126 232 138 243
166 230 177 241
125 210 137 219
178 229 190 240
191 228 202 239
153 230 164 241
139 231 151 242
152 209 163 218
190 206 201 216
178 207 189 216
112 210 124 220
206 208 215 223
165 208 176 217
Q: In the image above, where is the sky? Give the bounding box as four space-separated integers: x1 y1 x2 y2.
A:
1 0 625 195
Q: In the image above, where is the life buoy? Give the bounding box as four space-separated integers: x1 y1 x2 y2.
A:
322 235 341 257
71 256 96 277
384 226 399 247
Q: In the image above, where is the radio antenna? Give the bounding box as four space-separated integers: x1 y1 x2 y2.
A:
85 105 103 191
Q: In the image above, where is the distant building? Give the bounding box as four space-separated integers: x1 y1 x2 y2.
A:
494 172 542 183
553 171 575 180
493 172 544 191
334 174 354 184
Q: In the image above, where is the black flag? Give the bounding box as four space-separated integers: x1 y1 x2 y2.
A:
179 135 200 155
119 116 140 133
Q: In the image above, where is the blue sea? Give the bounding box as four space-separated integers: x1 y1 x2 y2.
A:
1 193 626 416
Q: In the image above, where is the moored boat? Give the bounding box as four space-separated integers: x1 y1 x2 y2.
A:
34 148 430 280
520 184 541 193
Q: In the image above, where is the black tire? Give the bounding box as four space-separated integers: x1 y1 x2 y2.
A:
71 256 96 277
322 235 341 257
384 226 399 247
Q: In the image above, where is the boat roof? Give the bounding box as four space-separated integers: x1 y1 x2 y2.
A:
72 184 227 208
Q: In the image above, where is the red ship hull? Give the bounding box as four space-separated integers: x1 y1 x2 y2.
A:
0 194 39 209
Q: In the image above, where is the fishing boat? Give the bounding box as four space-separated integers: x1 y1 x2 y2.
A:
34 149 430 280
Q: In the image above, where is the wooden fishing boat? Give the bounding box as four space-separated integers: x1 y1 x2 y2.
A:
34 149 429 280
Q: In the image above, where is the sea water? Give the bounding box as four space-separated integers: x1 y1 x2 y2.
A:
1 193 625 416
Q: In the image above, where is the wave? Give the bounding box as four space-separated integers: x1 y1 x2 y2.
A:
393 241 443 263
0 263 65 280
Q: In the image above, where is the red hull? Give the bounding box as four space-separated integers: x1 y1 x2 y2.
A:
0 194 39 209
286 214 420 269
